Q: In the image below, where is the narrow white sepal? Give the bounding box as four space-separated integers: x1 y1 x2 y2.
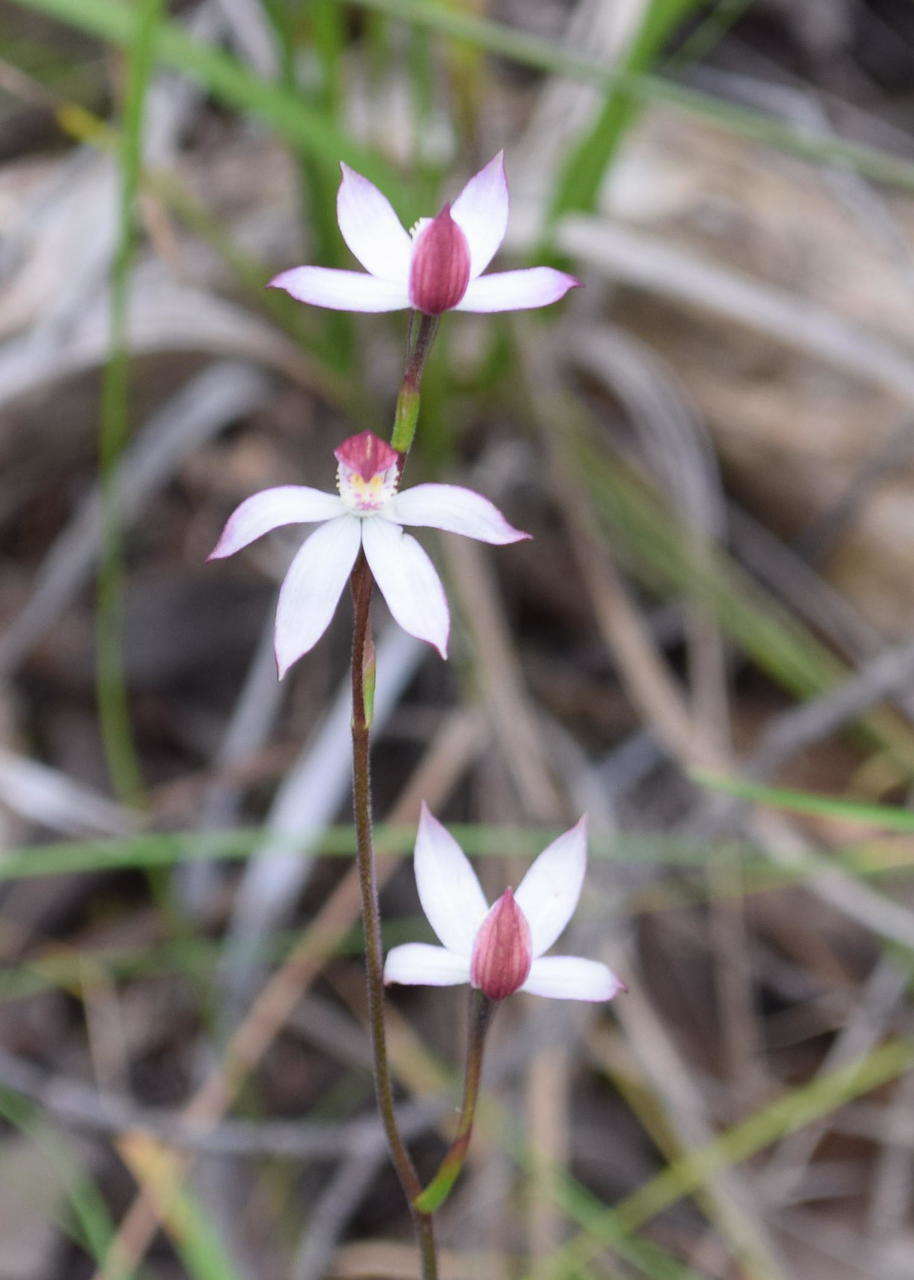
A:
455 267 579 313
450 151 509 279
522 956 623 1002
384 943 470 987
208 487 345 560
274 515 361 677
413 804 488 956
515 817 588 957
361 518 450 658
269 266 410 312
384 484 530 545
337 164 412 282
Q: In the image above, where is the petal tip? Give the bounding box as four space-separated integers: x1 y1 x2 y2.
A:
433 624 449 659
267 269 295 292
274 640 295 681
417 801 445 842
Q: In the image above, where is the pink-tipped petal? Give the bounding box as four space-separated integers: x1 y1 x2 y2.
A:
384 943 470 987
208 487 345 561
274 515 361 677
408 204 472 314
522 956 624 1002
361 518 450 658
451 151 509 279
337 163 412 282
515 817 588 958
413 804 488 956
385 483 530 545
455 267 580 313
269 266 410 312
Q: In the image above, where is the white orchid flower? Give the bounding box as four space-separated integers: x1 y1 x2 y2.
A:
269 152 579 316
208 430 529 676
384 806 624 1003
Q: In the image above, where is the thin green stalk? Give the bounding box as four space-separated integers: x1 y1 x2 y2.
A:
349 553 438 1279
415 988 495 1212
391 312 440 461
97 0 164 805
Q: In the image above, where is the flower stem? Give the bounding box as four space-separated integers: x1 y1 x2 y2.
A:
415 988 496 1213
349 552 438 1278
391 311 440 460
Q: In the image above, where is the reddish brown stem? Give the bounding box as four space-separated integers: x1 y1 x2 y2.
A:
349 552 438 1278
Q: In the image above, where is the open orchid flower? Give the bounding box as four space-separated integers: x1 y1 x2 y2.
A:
384 806 624 1003
208 431 529 676
270 152 579 316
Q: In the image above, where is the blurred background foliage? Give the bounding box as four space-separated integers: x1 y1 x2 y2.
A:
2 1 914 1277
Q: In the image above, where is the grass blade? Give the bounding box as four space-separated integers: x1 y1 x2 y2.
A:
546 0 703 229
695 772 914 832
353 0 914 192
96 0 164 805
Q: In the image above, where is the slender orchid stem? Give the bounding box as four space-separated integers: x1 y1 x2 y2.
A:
391 311 440 461
415 988 495 1212
349 551 439 1279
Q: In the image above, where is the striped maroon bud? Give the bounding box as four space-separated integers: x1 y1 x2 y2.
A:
470 888 532 1001
408 204 471 315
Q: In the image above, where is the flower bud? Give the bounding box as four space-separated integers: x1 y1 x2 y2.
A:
408 204 471 315
470 888 532 1001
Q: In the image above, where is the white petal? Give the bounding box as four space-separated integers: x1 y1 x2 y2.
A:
450 152 508 278
208 487 345 560
522 956 623 1002
515 817 587 957
274 515 361 677
361 518 450 658
269 266 410 312
384 484 530 545
413 803 488 956
337 163 412 282
384 943 470 987
455 267 579 313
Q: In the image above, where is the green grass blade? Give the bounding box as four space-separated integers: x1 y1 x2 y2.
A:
547 0 703 229
352 0 914 192
96 0 164 806
2 823 913 882
546 1038 914 1278
8 0 398 187
0 1089 121 1270
117 1136 245 1280
575 435 914 776
694 772 914 832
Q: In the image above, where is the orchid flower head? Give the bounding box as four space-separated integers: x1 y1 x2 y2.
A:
208 430 530 677
269 152 580 315
384 806 624 1003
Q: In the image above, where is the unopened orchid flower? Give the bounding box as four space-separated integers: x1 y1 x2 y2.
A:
208 430 528 676
270 152 579 316
384 806 624 1003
